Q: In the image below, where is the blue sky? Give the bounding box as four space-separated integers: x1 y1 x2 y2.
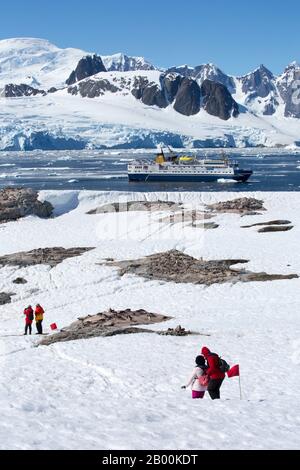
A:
0 0 298 75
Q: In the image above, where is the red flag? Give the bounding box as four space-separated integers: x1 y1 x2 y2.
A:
227 364 240 378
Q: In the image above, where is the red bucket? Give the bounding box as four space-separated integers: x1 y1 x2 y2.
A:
50 323 58 331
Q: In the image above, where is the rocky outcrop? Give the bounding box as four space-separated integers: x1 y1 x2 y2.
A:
207 198 266 214
39 309 171 345
131 76 150 100
3 83 45 97
0 247 93 268
158 326 192 337
68 79 120 98
132 74 200 113
131 76 168 107
174 78 201 116
160 73 183 103
201 80 239 120
47 87 58 94
66 55 106 85
13 278 28 285
0 293 14 305
0 188 53 223
87 200 182 214
277 62 300 118
105 250 298 286
141 84 168 108
160 210 214 226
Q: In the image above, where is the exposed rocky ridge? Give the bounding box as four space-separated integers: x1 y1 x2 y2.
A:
158 326 192 337
207 197 266 214
67 71 239 119
3 83 46 97
87 200 183 215
105 250 298 286
63 60 300 120
66 55 107 86
160 73 183 103
138 82 168 108
39 309 172 345
174 78 201 116
68 78 120 98
132 74 202 114
0 247 93 268
201 80 239 120
160 210 215 226
0 188 53 223
13 277 28 285
0 292 14 305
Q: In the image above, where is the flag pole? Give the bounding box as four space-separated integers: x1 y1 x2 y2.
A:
239 370 242 400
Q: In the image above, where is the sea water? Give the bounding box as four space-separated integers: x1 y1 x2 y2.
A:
0 149 300 192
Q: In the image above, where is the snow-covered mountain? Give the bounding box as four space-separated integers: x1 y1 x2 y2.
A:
0 38 155 89
101 53 156 72
277 62 300 118
167 63 236 94
0 37 299 150
0 38 88 89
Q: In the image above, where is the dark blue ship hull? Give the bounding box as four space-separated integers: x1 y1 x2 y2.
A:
128 170 252 183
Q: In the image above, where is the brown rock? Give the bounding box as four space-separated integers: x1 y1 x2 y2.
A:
0 188 53 223
0 247 94 268
39 308 172 346
106 249 298 286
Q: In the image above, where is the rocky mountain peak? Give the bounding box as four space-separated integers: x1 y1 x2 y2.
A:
277 62 300 118
101 53 156 72
66 54 107 85
167 63 236 94
238 64 275 98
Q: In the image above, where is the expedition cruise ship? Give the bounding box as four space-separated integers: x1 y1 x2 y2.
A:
128 150 253 183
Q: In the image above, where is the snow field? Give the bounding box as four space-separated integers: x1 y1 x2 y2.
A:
0 190 300 449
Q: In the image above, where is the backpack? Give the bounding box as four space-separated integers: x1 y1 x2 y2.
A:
219 357 230 373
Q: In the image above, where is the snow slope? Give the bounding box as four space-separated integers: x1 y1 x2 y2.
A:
0 38 156 89
0 190 300 449
0 38 89 89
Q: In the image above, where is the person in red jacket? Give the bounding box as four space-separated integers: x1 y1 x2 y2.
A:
202 346 225 400
24 305 34 335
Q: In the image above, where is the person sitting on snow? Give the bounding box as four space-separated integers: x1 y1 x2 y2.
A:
201 347 225 400
181 355 208 399
35 304 45 335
